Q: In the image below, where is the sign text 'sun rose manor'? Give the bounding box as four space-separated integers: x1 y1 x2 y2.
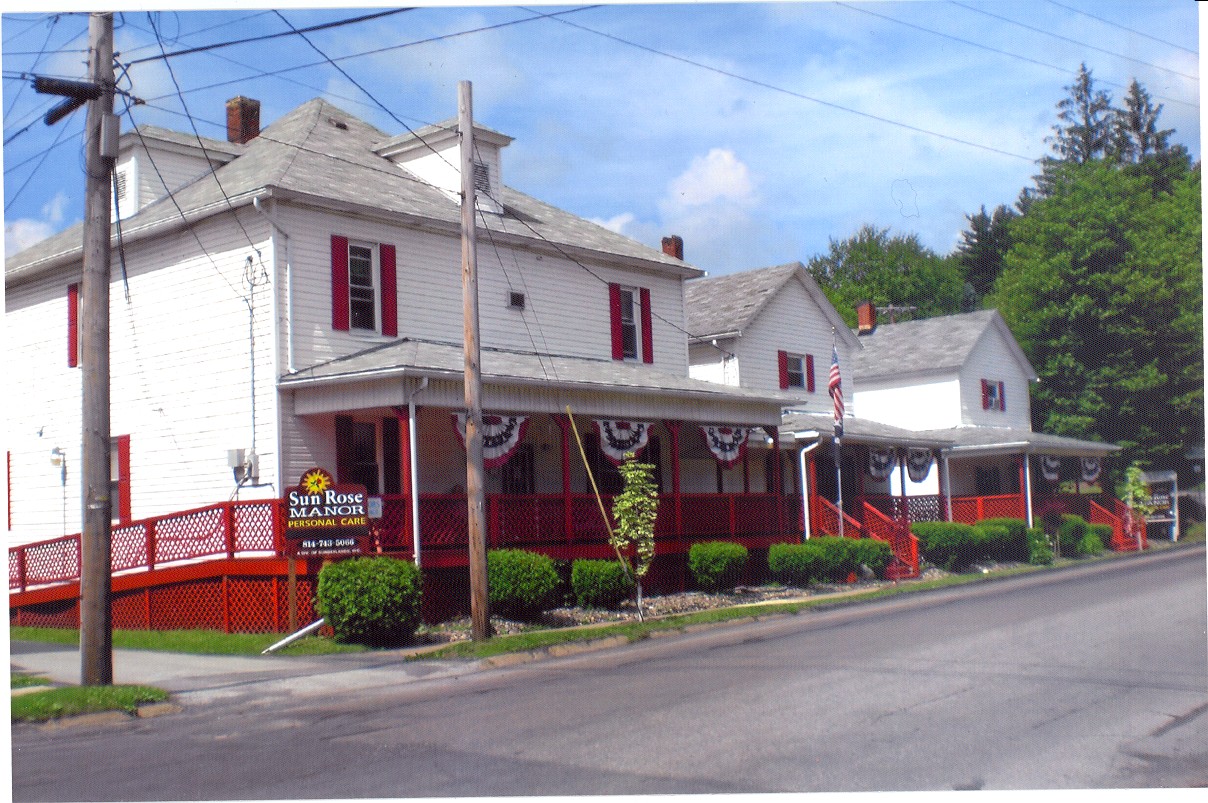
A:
286 489 369 527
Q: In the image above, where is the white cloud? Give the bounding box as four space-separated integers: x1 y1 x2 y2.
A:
589 212 635 235
664 148 756 210
5 219 56 256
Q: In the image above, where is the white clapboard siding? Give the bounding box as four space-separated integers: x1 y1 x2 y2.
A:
959 325 1033 429
276 202 689 373
855 378 962 431
6 212 277 546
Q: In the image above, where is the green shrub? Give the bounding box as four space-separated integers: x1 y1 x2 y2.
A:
570 559 634 608
1076 527 1107 557
913 521 981 572
978 518 1029 562
768 542 825 586
316 556 422 647
808 536 867 581
1027 526 1054 565
849 537 893 578
972 523 1009 563
1087 523 1113 551
688 541 749 591
487 549 560 620
1057 514 1088 556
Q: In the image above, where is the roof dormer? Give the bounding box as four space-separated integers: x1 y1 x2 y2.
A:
373 119 513 215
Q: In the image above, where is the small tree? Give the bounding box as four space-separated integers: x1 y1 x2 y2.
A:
611 452 658 619
1121 462 1156 549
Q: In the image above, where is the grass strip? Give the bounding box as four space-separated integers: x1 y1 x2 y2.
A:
11 673 53 689
8 627 367 656
11 685 168 722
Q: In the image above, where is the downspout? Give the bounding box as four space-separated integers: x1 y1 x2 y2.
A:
407 377 428 567
794 431 821 540
1023 451 1034 529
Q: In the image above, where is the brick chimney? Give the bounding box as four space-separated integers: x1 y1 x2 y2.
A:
226 96 260 144
857 301 877 334
661 235 684 260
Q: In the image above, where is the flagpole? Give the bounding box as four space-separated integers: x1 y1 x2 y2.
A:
834 435 844 539
829 328 845 539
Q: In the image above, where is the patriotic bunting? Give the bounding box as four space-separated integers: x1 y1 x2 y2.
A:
907 449 934 483
701 425 751 468
594 419 652 465
1081 457 1101 483
452 413 529 469
868 449 896 481
1041 455 1062 482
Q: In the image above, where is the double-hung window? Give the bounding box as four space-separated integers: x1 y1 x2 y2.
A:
778 351 815 391
981 379 1006 412
609 283 653 363
331 235 397 337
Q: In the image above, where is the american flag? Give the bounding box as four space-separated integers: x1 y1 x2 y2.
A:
828 343 844 437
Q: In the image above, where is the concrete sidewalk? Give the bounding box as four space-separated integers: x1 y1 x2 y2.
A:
10 640 481 705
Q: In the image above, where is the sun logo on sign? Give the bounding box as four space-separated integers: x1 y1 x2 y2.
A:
300 468 333 495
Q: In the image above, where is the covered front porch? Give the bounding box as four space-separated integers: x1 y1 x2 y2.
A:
281 339 804 571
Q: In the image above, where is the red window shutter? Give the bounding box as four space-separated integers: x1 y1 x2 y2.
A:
380 243 397 337
640 287 654 364
806 354 816 393
114 435 131 524
331 235 349 331
981 379 990 410
778 350 789 389
609 283 624 360
67 283 79 368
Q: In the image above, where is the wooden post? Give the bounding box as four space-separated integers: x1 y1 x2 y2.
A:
460 81 490 641
79 11 115 687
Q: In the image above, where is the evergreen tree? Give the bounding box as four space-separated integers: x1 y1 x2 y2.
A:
1112 79 1173 163
954 204 1016 301
1047 63 1115 164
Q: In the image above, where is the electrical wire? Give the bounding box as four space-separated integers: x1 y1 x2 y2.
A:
950 1 1198 82
1044 0 1197 56
4 14 61 121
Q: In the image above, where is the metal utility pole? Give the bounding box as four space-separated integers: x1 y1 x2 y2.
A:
79 11 117 686
460 80 490 641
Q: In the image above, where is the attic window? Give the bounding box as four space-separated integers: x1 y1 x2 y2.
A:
472 160 491 196
508 291 525 310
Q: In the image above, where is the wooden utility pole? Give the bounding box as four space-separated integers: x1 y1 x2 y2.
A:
460 80 490 640
79 11 116 686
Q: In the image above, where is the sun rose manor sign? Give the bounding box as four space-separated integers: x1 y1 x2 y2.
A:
284 468 370 556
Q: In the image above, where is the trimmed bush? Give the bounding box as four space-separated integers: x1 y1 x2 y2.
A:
972 523 1009 564
768 542 825 587
570 559 634 609
913 521 982 571
1057 514 1088 556
849 537 893 578
688 541 749 591
978 518 1029 562
808 536 856 580
1027 526 1054 565
316 556 422 647
487 549 560 620
1076 527 1107 557
1087 523 1113 551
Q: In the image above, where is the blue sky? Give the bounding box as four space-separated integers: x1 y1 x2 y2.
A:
3 1 1200 276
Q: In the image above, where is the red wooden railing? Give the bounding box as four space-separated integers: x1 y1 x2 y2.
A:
950 494 1026 524
813 497 863 539
862 502 920 580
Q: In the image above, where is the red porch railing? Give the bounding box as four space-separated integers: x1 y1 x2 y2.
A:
950 494 1026 524
812 497 863 539
862 502 920 580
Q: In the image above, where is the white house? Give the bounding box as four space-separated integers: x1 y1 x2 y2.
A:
6 95 802 568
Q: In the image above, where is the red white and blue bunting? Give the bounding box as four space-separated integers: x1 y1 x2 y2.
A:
594 419 652 465
452 413 529 469
1081 457 1102 483
1040 455 1062 482
701 425 751 469
906 449 934 483
868 449 896 481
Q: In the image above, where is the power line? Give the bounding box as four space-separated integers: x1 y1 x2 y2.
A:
835 2 1196 111
1044 0 1197 56
125 8 416 66
532 9 1034 163
950 1 1198 82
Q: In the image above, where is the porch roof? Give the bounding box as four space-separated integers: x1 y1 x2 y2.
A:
281 337 801 425
780 412 954 449
914 426 1120 458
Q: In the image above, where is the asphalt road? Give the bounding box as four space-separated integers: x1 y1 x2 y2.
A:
11 545 1207 798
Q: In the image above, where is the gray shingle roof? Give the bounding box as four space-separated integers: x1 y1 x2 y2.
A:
780 411 954 448
913 426 1119 456
852 309 1035 380
684 262 858 347
281 337 804 407
7 98 698 283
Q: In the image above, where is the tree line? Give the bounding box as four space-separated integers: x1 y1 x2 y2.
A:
807 64 1202 484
